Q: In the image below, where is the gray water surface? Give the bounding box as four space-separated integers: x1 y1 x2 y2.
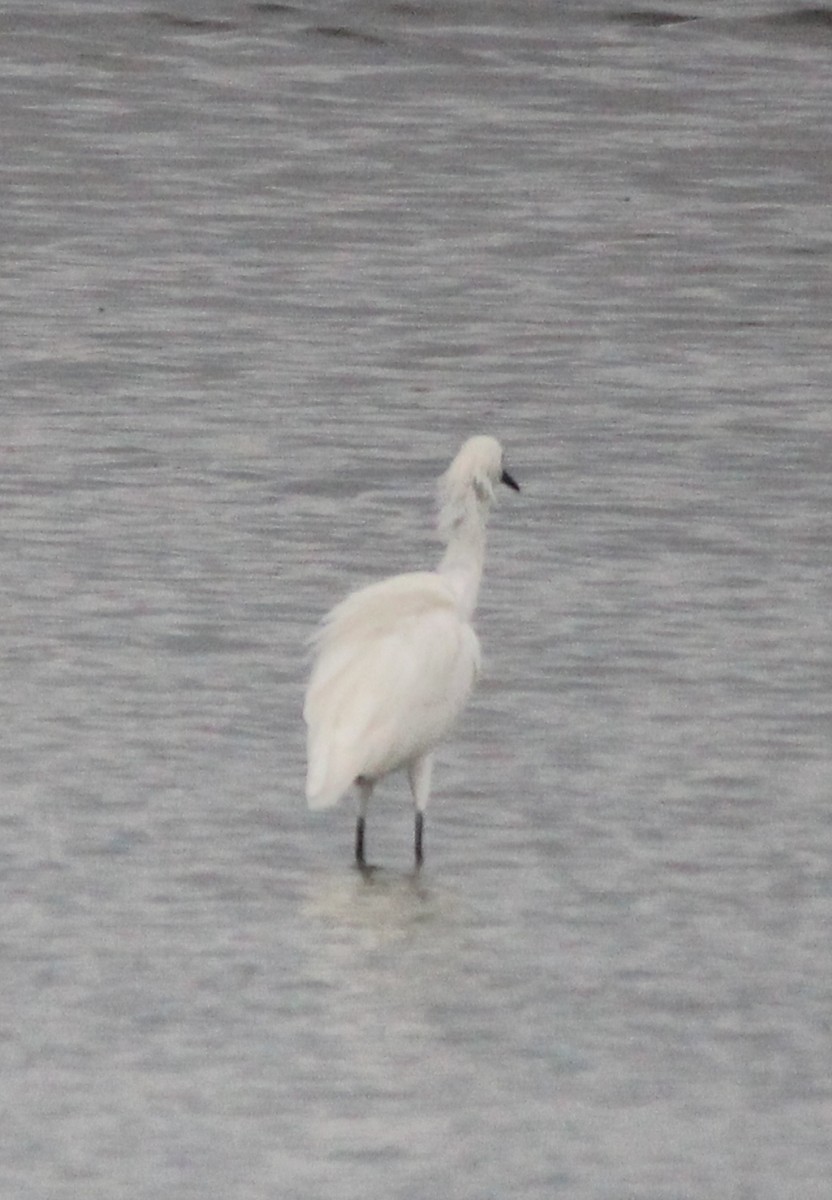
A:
2 1 832 1197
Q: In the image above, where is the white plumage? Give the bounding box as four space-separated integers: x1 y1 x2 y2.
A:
303 435 519 868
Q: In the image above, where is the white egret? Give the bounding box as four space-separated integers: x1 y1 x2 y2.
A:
303 435 519 868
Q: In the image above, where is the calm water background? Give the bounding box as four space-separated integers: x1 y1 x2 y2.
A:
2 1 832 1196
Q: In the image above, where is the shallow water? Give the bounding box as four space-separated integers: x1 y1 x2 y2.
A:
2 1 832 1197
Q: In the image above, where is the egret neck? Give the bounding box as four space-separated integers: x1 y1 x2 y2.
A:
437 490 489 621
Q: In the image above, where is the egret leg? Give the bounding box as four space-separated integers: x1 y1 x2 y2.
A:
355 778 373 868
408 754 433 869
414 811 424 867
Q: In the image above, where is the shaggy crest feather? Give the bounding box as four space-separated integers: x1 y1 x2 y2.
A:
437 434 503 541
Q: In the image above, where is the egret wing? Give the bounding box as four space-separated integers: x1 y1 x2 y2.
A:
304 572 480 808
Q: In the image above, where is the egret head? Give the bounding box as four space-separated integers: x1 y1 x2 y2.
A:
439 435 519 538
445 435 519 499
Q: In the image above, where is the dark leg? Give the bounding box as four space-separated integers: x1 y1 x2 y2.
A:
354 778 373 869
414 810 424 869
408 756 432 871
355 815 366 867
